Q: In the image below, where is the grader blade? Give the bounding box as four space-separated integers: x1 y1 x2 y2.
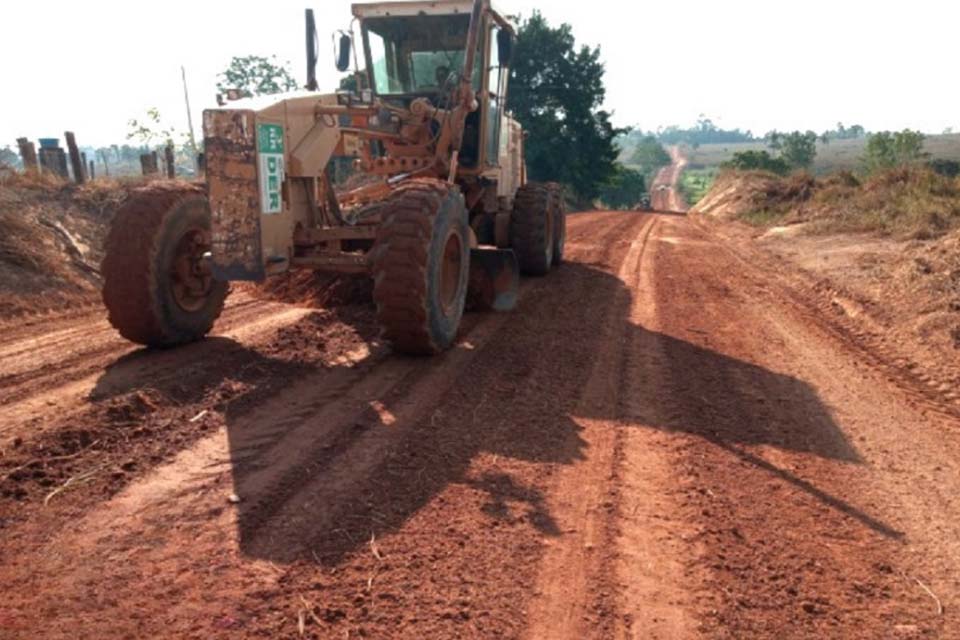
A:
467 248 520 312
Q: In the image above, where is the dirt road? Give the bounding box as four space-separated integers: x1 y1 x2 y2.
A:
2 163 960 639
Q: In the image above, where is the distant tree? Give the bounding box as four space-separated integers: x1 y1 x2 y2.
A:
655 117 755 146
0 145 20 168
821 123 867 141
599 164 646 209
863 129 928 173
127 107 179 147
777 131 818 169
629 135 671 171
217 55 299 98
944 127 955 135
765 131 783 151
509 12 622 200
723 150 790 175
929 159 960 178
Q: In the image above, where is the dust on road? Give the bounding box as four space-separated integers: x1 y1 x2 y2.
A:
1 160 958 639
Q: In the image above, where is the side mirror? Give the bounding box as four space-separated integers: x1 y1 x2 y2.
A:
497 30 514 67
335 32 352 73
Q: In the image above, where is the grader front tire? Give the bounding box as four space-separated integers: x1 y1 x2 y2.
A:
372 180 470 356
101 184 227 348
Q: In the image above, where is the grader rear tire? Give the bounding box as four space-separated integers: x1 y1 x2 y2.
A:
101 183 227 348
372 180 470 356
512 182 562 276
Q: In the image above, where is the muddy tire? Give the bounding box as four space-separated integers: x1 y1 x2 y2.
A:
551 185 567 266
512 182 559 276
101 183 227 348
372 179 470 356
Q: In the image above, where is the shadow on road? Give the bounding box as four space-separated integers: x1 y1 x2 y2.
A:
196 253 901 566
89 238 900 568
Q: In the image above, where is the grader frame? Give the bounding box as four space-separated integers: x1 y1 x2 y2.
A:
101 0 565 355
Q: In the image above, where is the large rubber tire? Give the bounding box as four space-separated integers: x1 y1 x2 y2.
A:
101 183 228 348
372 179 470 356
512 182 558 276
550 184 567 266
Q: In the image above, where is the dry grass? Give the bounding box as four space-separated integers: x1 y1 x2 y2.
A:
695 167 960 239
810 168 960 238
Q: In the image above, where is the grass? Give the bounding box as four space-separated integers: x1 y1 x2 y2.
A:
678 168 717 207
685 133 960 176
709 167 960 239
809 168 960 238
738 209 790 227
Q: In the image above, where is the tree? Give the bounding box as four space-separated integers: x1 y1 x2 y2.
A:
723 150 790 175
599 165 646 209
508 12 622 201
863 129 928 173
628 135 671 172
655 119 755 146
0 146 20 168
767 131 818 169
217 55 299 98
127 107 179 147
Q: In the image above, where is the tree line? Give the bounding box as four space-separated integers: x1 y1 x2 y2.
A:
722 128 944 176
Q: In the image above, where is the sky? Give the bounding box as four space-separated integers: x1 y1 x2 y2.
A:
2 0 958 148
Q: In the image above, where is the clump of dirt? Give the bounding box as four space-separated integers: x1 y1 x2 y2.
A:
0 172 141 321
247 271 374 309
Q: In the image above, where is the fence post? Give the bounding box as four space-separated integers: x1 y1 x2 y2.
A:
164 142 175 178
99 149 110 177
16 138 38 172
140 152 159 176
88 159 95 180
64 131 85 184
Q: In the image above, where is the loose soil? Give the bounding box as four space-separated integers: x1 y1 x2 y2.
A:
1 164 959 639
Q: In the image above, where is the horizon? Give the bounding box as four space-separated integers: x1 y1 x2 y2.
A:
3 0 958 148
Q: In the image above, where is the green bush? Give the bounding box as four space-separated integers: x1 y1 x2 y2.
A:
723 150 790 175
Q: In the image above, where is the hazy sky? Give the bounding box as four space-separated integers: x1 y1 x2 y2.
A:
3 0 957 148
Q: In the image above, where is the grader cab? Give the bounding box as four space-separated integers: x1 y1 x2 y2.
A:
101 0 565 355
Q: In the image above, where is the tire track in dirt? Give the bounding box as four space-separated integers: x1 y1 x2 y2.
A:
0 297 315 443
624 215 960 637
523 214 661 639
0 210 645 639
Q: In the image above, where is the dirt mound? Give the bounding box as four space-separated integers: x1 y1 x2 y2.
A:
691 170 784 220
245 271 374 309
0 173 139 321
694 167 960 238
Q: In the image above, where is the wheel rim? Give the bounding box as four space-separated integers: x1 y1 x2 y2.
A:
170 228 214 312
439 229 464 316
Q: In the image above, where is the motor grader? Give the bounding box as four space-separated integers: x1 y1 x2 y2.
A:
101 0 564 356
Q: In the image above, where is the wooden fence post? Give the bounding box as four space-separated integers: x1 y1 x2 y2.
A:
140 152 159 176
16 138 38 172
165 143 175 178
64 131 85 184
99 150 110 177
88 160 95 180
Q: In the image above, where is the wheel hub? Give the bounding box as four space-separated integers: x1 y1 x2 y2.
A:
171 229 214 312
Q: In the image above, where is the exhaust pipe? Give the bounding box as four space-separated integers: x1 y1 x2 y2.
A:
305 9 318 91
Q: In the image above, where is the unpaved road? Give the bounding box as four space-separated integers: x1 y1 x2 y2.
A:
2 163 960 639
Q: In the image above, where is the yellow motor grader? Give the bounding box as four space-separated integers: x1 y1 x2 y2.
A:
101 0 565 355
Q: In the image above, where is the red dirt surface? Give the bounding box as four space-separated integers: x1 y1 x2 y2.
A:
1 162 959 639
